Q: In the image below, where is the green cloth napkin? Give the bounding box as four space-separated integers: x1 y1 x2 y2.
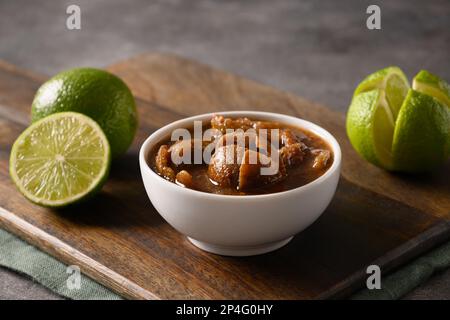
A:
351 239 450 300
1 227 449 300
0 228 122 300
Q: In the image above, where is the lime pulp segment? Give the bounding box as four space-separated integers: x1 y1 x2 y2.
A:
349 67 410 169
10 112 111 207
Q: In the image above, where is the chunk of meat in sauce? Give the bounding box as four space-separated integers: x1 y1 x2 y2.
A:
212 115 287 142
216 129 279 157
157 139 213 185
279 129 307 167
208 145 286 191
169 139 211 165
280 144 305 167
239 150 286 191
311 149 331 170
211 115 254 134
207 145 246 187
175 170 193 188
214 117 291 155
155 145 176 181
215 130 257 149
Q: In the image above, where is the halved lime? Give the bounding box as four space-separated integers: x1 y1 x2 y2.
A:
347 67 450 172
10 112 111 207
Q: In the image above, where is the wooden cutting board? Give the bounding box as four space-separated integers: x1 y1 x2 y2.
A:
0 53 449 299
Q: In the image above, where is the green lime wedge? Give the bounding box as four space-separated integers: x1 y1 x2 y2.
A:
10 112 111 207
347 67 450 173
412 70 450 108
347 67 410 169
392 89 450 172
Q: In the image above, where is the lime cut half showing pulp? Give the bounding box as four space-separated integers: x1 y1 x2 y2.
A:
347 66 410 169
10 112 111 207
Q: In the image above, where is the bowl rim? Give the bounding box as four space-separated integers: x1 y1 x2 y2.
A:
139 111 342 200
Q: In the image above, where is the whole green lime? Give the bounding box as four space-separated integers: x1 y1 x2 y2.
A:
31 68 137 158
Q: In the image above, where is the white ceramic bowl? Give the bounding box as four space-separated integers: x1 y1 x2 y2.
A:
139 111 341 256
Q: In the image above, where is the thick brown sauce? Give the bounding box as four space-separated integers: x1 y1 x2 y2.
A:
148 119 333 195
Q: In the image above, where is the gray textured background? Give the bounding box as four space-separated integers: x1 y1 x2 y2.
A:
0 0 449 299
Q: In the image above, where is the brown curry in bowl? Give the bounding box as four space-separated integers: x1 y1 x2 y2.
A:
148 115 333 195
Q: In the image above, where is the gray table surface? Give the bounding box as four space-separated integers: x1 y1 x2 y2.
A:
0 0 449 299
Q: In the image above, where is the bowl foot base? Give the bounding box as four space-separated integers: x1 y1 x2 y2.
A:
187 236 293 256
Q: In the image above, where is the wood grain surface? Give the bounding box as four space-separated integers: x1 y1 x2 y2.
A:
0 53 449 299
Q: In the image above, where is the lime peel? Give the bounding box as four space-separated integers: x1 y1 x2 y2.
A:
413 70 450 108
